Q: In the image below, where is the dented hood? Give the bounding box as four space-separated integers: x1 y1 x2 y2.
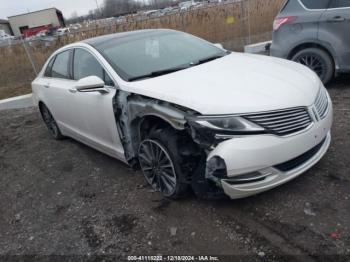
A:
120 53 321 115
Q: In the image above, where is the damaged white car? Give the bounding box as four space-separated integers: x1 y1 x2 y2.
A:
32 29 333 199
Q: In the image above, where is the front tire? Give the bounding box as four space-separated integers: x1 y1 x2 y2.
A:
291 47 334 85
138 128 191 199
40 104 64 140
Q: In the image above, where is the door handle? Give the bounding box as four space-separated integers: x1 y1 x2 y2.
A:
75 87 110 94
327 16 345 22
68 88 77 93
44 84 50 88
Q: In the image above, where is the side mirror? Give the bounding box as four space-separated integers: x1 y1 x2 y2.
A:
76 76 109 94
214 43 224 49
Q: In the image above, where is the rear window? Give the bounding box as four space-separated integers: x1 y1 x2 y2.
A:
300 0 330 9
329 0 350 8
44 56 55 77
280 0 291 12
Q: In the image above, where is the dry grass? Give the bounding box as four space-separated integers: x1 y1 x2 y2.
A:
0 0 284 100
0 83 32 100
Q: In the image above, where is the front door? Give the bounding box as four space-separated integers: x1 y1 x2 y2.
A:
70 48 124 159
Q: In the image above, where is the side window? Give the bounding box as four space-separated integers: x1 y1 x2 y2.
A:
51 50 71 79
73 49 114 86
300 0 330 9
44 56 56 77
329 0 350 8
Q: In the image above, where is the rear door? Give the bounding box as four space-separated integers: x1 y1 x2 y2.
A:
41 49 77 129
318 0 350 71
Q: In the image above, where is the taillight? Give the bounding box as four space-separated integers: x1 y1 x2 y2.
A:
273 16 296 31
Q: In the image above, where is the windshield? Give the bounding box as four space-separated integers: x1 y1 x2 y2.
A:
95 30 228 81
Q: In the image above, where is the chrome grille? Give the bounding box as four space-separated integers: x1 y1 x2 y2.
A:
243 107 312 136
314 88 329 119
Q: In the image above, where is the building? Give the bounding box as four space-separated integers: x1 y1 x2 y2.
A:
8 8 65 37
0 19 13 35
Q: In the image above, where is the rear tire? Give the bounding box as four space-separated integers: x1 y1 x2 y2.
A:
138 127 191 199
40 104 64 140
291 47 334 85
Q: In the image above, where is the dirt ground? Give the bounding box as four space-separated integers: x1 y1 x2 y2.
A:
0 75 350 261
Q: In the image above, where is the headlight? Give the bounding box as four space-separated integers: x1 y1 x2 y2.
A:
186 115 266 147
194 116 264 133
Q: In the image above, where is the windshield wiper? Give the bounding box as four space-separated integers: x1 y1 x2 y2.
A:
128 65 190 81
191 54 226 66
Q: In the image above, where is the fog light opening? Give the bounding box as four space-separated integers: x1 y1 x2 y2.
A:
206 156 227 186
225 171 272 185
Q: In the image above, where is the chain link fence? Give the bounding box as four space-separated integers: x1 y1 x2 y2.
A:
0 0 284 100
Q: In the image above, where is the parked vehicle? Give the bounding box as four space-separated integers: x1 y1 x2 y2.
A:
179 1 197 10
32 29 332 199
69 23 82 30
270 0 350 84
22 25 52 39
0 34 14 42
55 28 70 36
0 30 14 42
36 30 48 38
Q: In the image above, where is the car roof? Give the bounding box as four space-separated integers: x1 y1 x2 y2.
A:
82 29 174 48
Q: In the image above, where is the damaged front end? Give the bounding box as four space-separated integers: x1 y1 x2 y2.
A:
113 90 190 166
113 90 264 199
185 115 268 199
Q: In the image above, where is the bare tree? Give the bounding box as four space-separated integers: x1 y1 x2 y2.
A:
70 11 78 19
66 0 184 22
103 0 141 16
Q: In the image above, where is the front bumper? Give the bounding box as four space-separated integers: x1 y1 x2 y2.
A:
206 103 333 199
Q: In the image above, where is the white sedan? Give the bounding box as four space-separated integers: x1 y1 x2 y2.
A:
32 29 333 199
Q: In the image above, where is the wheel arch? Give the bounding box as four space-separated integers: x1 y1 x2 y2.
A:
130 114 185 163
38 100 45 110
113 91 192 166
287 42 336 68
38 100 48 115
138 114 178 139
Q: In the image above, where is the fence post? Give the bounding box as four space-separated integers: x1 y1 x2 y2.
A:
247 0 251 45
20 36 38 76
181 11 186 32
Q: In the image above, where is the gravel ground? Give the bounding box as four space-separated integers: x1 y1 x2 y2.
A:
0 75 350 261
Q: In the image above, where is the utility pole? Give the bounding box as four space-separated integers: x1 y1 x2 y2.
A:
95 0 102 17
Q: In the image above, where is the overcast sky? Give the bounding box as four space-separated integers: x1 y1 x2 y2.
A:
0 0 103 20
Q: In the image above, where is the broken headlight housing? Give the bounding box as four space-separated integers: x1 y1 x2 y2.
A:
196 116 263 133
186 115 266 147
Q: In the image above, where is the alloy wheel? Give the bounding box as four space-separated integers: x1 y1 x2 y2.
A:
138 139 177 197
294 53 326 81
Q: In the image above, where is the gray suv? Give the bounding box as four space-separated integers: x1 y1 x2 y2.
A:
270 0 350 84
